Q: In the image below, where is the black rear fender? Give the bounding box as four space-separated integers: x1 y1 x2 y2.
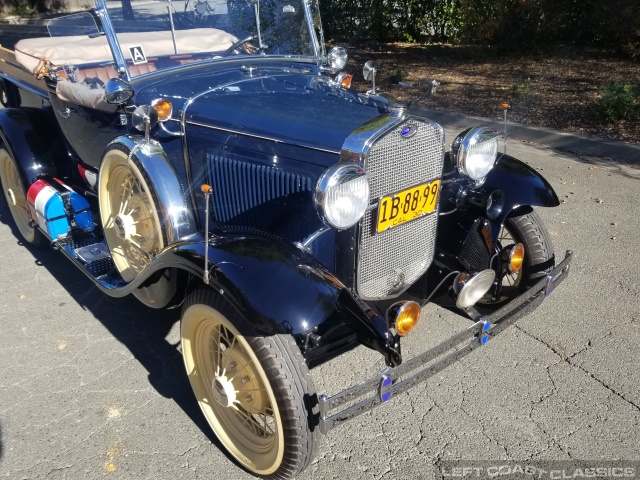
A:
0 108 67 186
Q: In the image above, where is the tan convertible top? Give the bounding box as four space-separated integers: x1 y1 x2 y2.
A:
14 28 238 74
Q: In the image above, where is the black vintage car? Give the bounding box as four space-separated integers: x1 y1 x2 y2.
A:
0 0 571 477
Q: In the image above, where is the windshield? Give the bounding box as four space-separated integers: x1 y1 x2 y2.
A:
103 0 318 77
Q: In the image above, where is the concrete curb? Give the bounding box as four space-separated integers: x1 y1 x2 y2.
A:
419 108 640 166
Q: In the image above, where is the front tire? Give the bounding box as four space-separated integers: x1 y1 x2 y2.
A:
180 289 318 479
479 209 555 308
0 146 46 247
500 209 555 289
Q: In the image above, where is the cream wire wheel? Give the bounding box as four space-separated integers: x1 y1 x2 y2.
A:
99 147 164 282
181 289 318 479
0 147 45 246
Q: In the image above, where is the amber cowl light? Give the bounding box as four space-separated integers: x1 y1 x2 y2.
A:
340 74 353 88
152 98 173 121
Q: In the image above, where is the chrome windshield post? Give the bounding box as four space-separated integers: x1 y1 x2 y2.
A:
94 0 129 78
165 0 179 55
304 0 322 60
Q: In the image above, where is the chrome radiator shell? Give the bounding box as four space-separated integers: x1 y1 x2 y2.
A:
350 117 445 300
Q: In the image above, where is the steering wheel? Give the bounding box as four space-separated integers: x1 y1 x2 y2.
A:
223 36 256 56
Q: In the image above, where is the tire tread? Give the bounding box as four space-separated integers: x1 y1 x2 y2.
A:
506 210 555 284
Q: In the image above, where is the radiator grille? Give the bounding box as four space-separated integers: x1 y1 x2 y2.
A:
357 119 444 300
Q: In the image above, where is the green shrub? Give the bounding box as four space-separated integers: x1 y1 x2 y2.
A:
10 0 36 15
596 83 640 121
403 33 416 44
390 68 407 83
623 30 640 60
510 78 533 97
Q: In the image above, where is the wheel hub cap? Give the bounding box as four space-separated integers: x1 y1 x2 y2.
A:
114 213 137 241
212 375 236 408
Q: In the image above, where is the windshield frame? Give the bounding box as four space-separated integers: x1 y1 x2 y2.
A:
94 0 322 81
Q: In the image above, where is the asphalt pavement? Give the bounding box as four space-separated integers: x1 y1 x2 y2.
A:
1 119 639 480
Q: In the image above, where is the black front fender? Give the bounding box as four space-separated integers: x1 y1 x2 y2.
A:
169 234 399 365
202 236 341 336
485 154 560 220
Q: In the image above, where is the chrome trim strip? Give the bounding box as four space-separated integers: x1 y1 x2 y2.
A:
339 114 402 165
159 121 184 137
185 120 341 154
180 96 199 226
318 250 573 434
0 73 48 100
301 226 331 247
341 112 445 167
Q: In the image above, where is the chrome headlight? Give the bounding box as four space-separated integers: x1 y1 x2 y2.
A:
327 46 348 71
315 164 369 230
451 126 500 181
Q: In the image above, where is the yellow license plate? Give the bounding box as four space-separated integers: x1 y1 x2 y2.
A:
376 180 441 233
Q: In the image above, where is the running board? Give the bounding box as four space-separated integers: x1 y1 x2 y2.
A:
50 230 207 298
52 232 127 289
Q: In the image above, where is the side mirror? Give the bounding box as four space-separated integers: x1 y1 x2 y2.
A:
363 60 377 94
104 78 134 105
132 105 159 143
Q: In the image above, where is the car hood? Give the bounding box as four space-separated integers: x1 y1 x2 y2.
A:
182 71 384 153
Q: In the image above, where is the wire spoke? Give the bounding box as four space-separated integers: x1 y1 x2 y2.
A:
216 326 224 376
235 386 268 394
231 404 261 436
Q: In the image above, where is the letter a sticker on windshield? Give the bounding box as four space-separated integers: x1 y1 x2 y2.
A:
129 45 147 65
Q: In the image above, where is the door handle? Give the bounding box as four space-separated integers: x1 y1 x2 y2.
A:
58 107 78 118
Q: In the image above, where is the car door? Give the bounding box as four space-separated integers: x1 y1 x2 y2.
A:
45 12 127 170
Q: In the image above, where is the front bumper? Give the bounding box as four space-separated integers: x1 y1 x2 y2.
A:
318 250 573 434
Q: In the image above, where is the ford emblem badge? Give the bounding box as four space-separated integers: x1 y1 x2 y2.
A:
401 125 416 138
